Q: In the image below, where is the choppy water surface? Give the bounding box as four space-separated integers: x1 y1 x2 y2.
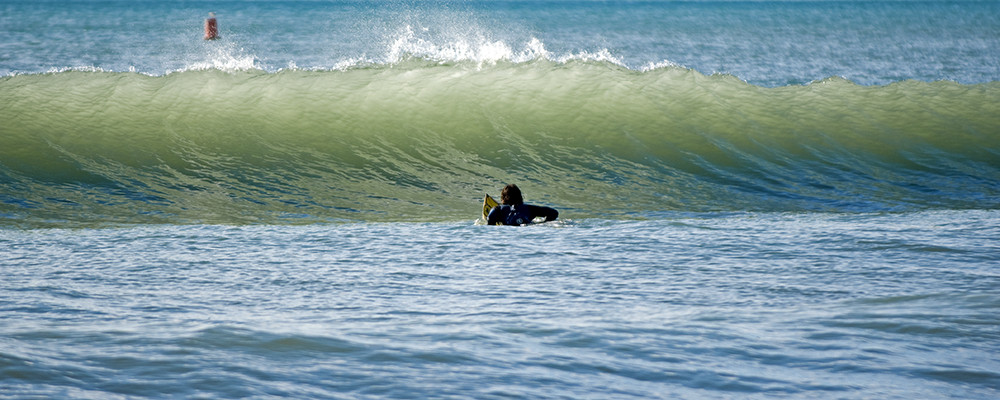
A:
3 212 999 399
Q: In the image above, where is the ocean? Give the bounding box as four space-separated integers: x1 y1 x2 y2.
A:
1 0 999 398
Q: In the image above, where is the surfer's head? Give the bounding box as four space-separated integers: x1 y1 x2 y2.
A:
501 184 523 205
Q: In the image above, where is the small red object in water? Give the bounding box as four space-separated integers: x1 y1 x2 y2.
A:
204 13 218 40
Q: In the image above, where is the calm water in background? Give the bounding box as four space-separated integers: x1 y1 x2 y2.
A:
2 1 1000 398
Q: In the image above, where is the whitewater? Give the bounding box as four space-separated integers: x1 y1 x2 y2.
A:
2 1 999 399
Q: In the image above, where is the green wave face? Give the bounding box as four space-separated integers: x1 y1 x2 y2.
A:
2 62 999 226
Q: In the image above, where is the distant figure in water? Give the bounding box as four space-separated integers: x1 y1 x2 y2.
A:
487 184 559 226
204 12 218 40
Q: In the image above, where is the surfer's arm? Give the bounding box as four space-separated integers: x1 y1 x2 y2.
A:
532 205 558 222
486 206 502 225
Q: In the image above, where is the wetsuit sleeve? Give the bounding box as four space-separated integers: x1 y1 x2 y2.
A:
531 205 558 222
486 206 502 225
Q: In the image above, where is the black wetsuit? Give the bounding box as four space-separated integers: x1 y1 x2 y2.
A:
487 204 558 226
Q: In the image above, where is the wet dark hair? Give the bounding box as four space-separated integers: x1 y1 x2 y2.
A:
500 184 523 205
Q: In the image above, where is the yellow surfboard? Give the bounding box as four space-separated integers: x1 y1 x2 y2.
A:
482 193 499 222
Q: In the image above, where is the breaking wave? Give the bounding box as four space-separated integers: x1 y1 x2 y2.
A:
1 61 998 226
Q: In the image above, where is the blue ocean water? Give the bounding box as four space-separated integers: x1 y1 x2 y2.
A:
2 1 1000 399
3 213 1000 399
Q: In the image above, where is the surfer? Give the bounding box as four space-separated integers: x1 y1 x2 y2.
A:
487 184 558 226
204 12 218 40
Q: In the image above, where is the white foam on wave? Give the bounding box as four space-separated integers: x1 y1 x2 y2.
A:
386 25 516 65
382 25 631 69
43 66 111 74
174 41 262 74
640 59 682 72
